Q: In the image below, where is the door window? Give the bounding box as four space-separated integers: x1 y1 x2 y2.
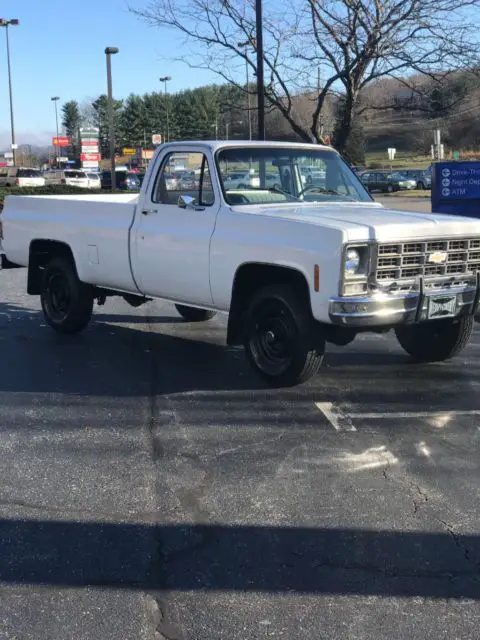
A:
152 152 215 207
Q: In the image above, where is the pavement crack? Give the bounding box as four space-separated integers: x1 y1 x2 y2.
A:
145 594 184 640
438 519 461 547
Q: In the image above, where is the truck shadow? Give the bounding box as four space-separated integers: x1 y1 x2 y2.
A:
0 517 479 599
0 301 478 409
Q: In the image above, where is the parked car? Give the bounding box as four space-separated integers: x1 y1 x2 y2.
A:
0 167 45 188
299 166 326 185
350 165 365 176
2 140 479 388
360 171 417 193
223 171 259 189
44 169 92 188
100 170 140 190
177 174 199 190
86 172 101 189
164 174 178 190
401 169 432 190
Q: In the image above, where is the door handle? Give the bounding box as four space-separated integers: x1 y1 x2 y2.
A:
141 208 157 215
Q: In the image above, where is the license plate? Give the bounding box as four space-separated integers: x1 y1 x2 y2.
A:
427 295 457 319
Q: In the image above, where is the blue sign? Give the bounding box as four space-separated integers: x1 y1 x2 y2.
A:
432 162 480 218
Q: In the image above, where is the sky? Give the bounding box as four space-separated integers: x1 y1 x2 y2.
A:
0 0 219 149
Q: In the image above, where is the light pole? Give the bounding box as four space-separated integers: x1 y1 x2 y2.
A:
238 41 252 140
105 47 119 192
159 76 172 142
0 18 19 166
51 97 60 167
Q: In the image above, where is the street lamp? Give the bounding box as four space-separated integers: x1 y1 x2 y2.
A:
51 97 60 167
0 18 19 166
105 47 119 191
159 76 172 142
238 41 253 140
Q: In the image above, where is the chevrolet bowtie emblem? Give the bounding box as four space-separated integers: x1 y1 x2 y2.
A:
428 251 448 264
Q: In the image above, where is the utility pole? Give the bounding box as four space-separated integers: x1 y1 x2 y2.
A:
105 46 119 192
51 97 60 167
255 0 265 140
0 19 19 166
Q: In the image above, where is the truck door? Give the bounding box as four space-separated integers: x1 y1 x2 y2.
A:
131 148 220 306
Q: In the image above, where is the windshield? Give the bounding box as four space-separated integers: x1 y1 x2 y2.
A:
216 146 371 206
65 171 87 179
17 169 42 178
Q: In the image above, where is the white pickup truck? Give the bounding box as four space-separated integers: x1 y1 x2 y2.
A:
1 141 479 386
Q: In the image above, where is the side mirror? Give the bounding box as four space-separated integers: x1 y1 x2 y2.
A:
178 194 196 209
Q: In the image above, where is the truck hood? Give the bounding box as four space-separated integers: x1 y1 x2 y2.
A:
234 201 480 242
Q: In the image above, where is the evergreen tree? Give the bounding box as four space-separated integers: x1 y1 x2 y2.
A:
120 94 148 148
92 95 124 158
61 101 82 159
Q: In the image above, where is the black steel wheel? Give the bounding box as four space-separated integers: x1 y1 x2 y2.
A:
244 284 324 386
41 257 93 334
395 317 474 362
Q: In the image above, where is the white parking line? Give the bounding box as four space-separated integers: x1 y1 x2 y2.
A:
315 402 480 432
348 410 480 419
315 402 357 431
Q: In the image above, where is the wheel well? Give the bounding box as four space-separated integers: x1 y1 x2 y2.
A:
27 240 77 295
227 263 312 346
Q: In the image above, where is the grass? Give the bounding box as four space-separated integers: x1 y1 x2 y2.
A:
365 151 432 170
380 189 431 198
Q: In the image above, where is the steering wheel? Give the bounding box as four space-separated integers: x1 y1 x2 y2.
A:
297 185 328 199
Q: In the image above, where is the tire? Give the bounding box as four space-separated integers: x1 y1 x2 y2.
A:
40 257 93 334
387 184 394 193
243 284 324 387
395 317 474 362
417 181 425 190
175 304 216 322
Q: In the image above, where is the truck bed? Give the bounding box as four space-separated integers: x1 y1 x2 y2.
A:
1 194 140 294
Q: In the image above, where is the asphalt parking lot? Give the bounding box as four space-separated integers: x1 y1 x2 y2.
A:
375 195 431 212
2 201 480 638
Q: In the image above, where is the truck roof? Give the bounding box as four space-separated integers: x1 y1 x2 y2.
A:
160 140 334 152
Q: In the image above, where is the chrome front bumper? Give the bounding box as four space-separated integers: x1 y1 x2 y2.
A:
329 276 480 327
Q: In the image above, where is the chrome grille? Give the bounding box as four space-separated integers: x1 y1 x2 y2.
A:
376 238 480 282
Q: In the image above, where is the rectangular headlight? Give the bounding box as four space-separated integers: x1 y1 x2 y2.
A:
344 244 370 278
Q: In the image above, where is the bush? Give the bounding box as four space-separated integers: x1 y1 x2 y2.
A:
0 184 137 207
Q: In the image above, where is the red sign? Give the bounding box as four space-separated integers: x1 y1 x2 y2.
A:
81 152 101 162
53 136 71 147
80 140 98 147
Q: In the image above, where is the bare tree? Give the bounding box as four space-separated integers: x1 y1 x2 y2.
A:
133 0 480 151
